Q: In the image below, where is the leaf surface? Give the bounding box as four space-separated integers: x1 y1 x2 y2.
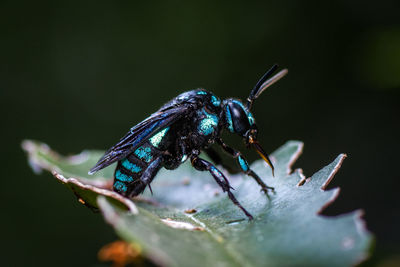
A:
22 140 137 212
23 140 373 266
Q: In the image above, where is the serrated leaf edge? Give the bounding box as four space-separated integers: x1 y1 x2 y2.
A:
320 153 347 190
52 171 138 213
285 141 304 175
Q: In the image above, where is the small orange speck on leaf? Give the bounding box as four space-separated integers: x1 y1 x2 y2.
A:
184 209 197 214
98 240 141 267
182 177 191 185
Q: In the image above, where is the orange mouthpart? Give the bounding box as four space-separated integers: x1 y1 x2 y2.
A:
250 138 275 177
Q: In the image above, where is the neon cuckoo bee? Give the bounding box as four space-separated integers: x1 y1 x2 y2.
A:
89 65 288 219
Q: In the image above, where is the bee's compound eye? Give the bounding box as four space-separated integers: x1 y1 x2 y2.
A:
228 101 251 135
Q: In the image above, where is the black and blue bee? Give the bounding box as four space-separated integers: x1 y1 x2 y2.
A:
89 64 288 219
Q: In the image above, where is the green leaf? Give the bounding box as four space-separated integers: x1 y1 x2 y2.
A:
21 140 137 213
23 140 373 266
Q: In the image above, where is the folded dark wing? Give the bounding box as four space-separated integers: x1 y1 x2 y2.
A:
89 105 192 174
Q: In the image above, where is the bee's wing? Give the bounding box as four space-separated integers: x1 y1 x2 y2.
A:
89 104 193 174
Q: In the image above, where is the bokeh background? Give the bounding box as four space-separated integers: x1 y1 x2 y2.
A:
1 1 399 266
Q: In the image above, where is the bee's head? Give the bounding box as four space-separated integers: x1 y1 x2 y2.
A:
223 64 288 176
224 99 257 138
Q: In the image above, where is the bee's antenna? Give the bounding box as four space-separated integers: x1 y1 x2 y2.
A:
246 64 288 110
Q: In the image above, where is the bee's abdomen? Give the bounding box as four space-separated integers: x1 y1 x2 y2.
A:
113 143 160 196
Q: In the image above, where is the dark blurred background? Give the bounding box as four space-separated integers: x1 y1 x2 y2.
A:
1 1 399 266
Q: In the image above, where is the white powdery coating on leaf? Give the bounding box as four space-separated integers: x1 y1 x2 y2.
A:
161 219 204 231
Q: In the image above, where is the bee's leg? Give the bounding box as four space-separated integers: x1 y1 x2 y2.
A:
129 156 162 197
204 147 235 172
216 138 274 195
190 155 253 220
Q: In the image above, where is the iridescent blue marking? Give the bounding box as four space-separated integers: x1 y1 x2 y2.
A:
115 170 134 182
211 95 221 106
233 99 246 110
225 106 234 133
238 156 249 172
134 146 153 162
210 166 223 178
197 91 207 95
181 154 188 163
121 159 142 173
247 112 255 125
198 109 219 136
114 181 128 193
149 127 170 148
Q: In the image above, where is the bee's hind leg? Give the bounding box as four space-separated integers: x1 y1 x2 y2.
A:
129 156 162 197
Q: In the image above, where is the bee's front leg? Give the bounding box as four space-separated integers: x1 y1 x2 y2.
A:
216 138 274 196
190 155 253 220
204 147 235 172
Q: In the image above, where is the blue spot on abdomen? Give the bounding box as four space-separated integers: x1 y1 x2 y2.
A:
149 127 170 148
134 146 153 162
121 159 142 173
115 170 134 182
114 180 128 193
